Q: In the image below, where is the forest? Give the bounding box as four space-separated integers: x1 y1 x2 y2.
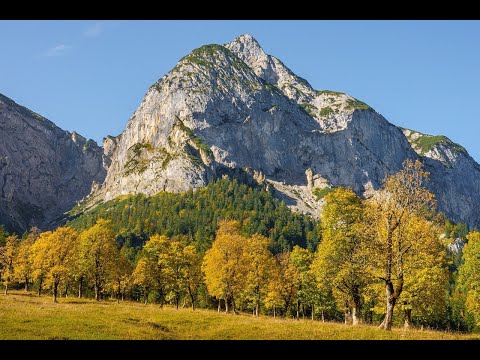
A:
0 159 479 332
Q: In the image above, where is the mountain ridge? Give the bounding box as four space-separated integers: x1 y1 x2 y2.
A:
1 34 480 232
87 34 480 227
0 93 106 232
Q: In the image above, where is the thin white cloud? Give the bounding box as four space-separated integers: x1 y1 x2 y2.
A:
44 44 71 57
84 21 105 37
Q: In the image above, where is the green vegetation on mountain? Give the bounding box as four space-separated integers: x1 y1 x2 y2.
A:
300 103 317 117
403 129 467 155
319 107 334 117
345 98 371 111
316 90 344 96
67 178 320 253
312 187 336 200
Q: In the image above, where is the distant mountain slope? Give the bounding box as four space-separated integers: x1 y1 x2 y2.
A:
89 34 480 227
0 93 106 232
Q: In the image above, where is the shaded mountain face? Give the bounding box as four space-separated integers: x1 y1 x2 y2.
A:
0 94 106 232
92 34 480 227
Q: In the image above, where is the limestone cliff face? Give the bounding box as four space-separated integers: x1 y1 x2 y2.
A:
92 34 480 227
0 93 106 232
5 34 478 231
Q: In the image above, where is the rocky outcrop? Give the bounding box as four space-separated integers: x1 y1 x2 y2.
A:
89 34 480 227
0 93 106 232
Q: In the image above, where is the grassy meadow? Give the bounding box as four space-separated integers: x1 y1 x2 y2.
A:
0 291 478 340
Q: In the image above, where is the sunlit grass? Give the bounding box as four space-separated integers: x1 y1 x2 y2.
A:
0 291 477 340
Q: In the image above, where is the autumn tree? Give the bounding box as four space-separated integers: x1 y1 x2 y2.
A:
242 234 275 316
0 235 18 295
107 253 132 302
458 231 480 327
397 217 449 328
132 258 155 304
79 219 119 301
30 231 51 296
181 244 203 310
364 159 437 330
312 188 368 325
13 227 40 291
132 234 171 305
265 252 298 317
264 261 284 317
30 227 78 302
164 240 186 309
202 220 246 314
289 246 315 319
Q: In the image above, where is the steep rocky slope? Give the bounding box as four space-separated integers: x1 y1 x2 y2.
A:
0 94 106 232
91 34 480 227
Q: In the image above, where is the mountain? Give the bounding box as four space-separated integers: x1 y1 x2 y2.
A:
88 34 480 228
0 93 106 232
2 34 479 233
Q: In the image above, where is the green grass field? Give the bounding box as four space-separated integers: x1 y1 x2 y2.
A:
0 291 478 340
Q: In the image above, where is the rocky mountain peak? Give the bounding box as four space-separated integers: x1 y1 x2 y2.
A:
0 93 107 232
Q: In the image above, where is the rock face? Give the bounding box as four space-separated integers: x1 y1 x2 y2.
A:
0 93 106 232
92 34 480 227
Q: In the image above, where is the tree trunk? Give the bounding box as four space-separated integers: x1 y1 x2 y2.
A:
273 306 276 318
311 305 314 320
379 281 397 331
38 279 43 296
404 308 413 329
190 292 196 311
255 302 259 317
25 278 29 292
322 310 325 323
296 300 300 319
4 284 7 295
352 305 359 325
64 284 69 298
53 282 58 303
232 299 238 315
217 299 221 312
225 298 229 314
94 282 100 301
78 278 83 298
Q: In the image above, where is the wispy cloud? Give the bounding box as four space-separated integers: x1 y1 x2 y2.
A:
44 44 71 57
84 21 106 37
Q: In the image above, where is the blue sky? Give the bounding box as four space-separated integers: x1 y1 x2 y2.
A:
1 20 480 162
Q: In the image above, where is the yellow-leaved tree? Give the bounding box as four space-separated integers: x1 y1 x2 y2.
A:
132 234 171 306
363 159 437 330
265 252 298 317
79 219 119 301
289 245 316 319
30 227 78 302
458 231 480 327
397 216 449 328
181 244 203 310
311 188 368 325
13 227 40 292
242 233 275 316
202 220 246 314
0 234 18 295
